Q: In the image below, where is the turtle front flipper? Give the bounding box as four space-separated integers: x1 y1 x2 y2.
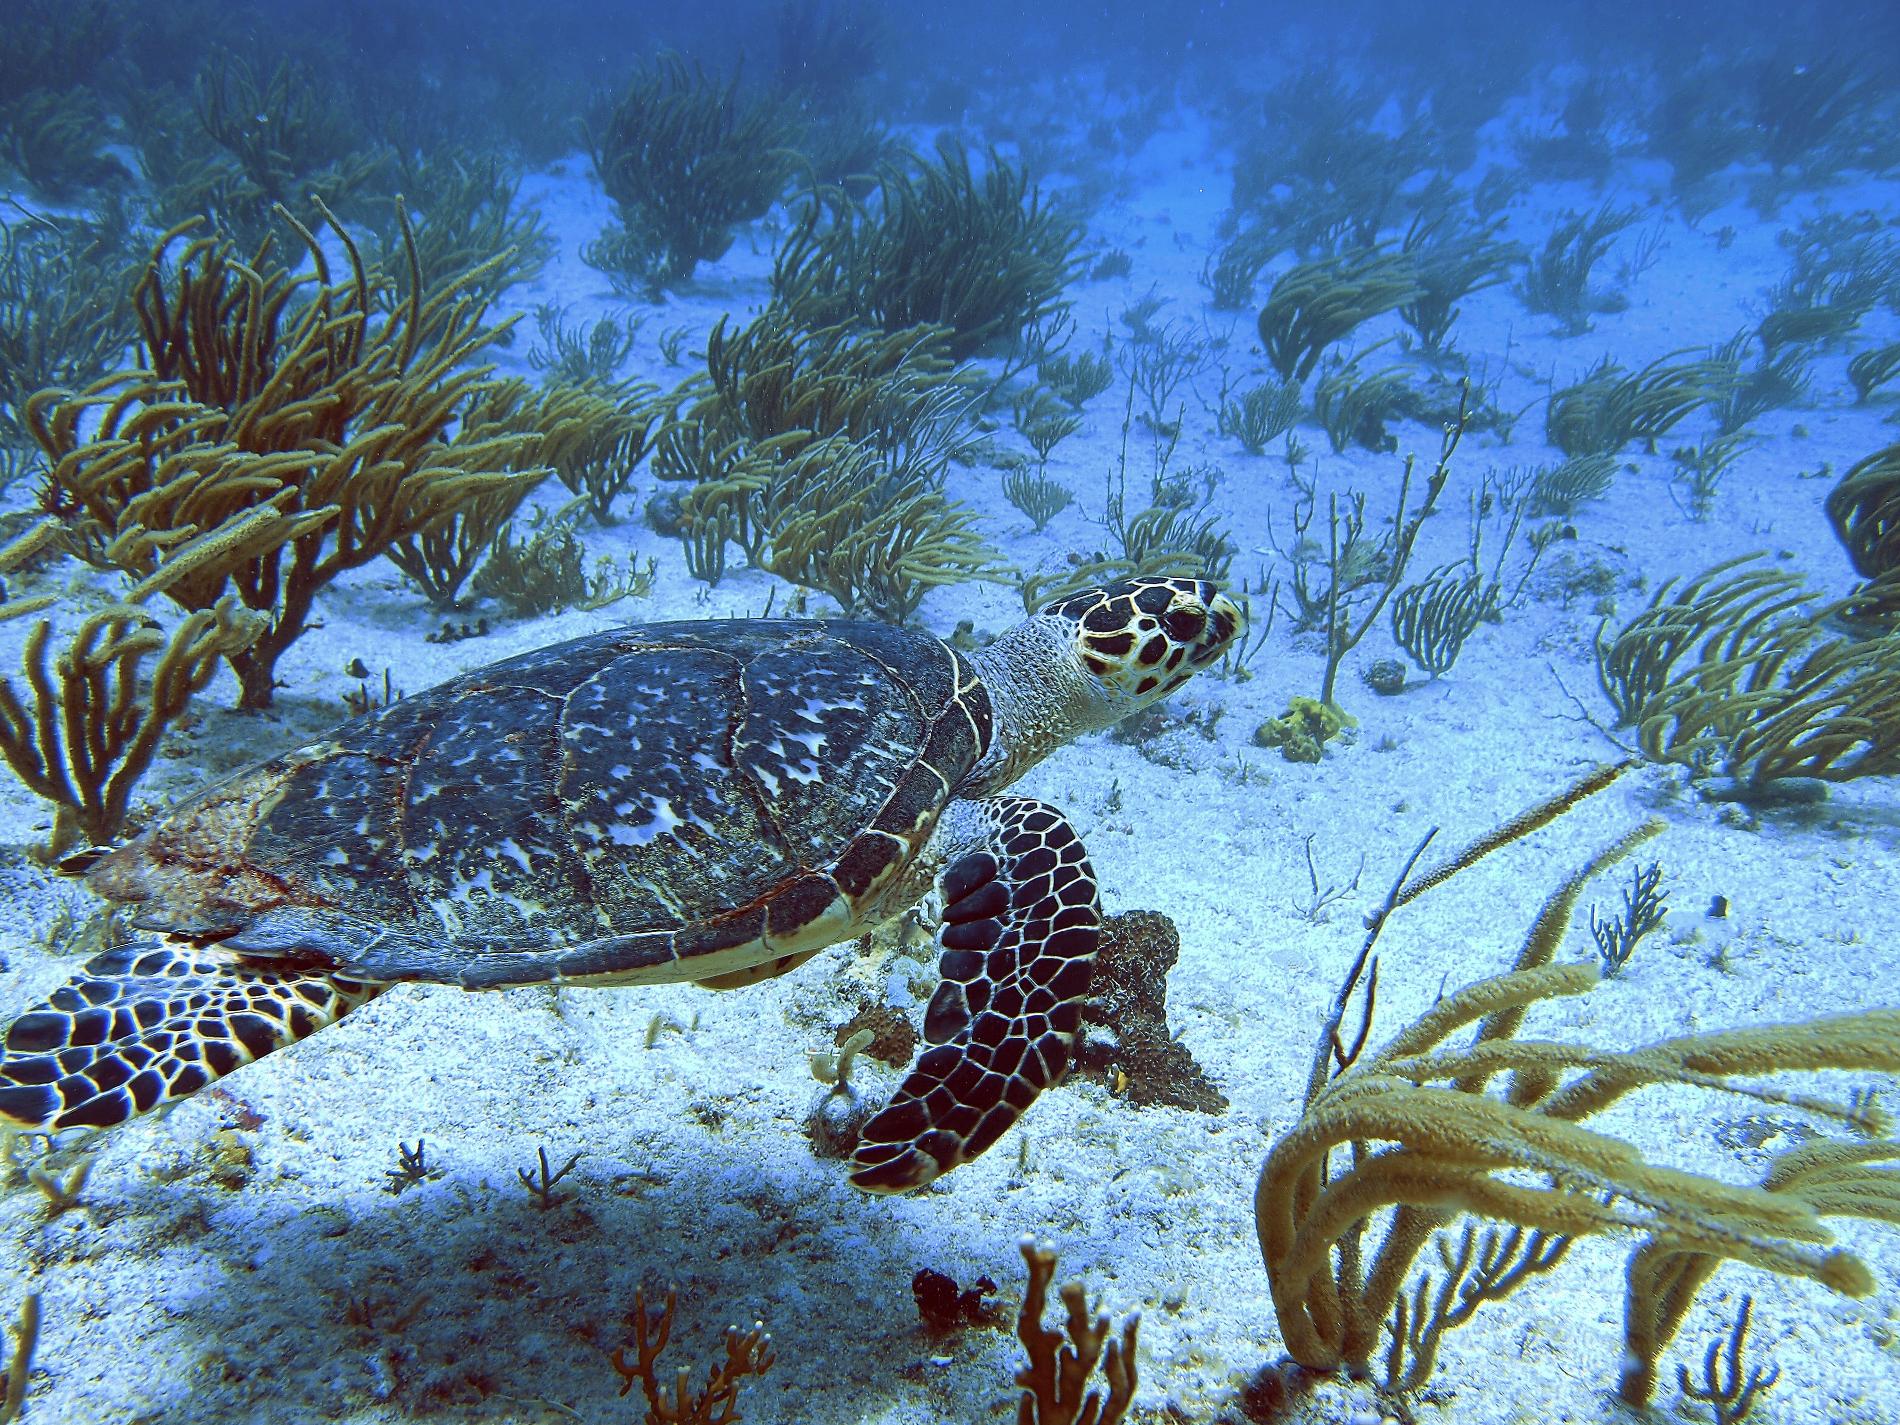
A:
0 940 381 1132
850 797 1101 1193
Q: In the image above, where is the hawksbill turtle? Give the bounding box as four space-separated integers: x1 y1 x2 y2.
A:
0 577 1240 1192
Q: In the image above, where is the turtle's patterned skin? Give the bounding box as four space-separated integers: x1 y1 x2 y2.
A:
850 796 1098 1190
0 578 1241 1193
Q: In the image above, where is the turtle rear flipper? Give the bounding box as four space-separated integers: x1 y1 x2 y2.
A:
0 940 381 1132
850 797 1101 1193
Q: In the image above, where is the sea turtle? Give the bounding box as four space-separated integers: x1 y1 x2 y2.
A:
0 577 1240 1192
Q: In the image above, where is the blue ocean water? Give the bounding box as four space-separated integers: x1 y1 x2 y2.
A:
0 1 1896 1420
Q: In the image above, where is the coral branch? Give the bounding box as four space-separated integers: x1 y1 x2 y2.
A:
1257 792 1900 1397
1015 1239 1139 1425
610 1288 774 1425
29 202 547 708
0 519 264 855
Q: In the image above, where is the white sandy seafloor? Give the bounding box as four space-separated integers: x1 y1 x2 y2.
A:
2 71 1899 1425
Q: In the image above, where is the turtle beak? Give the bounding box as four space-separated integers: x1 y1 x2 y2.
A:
1190 591 1245 665
1210 592 1244 649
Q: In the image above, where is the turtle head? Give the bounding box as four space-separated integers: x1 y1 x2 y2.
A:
964 577 1243 792
1041 576 1243 712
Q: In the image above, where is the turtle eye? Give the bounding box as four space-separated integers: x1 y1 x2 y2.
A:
1161 605 1206 642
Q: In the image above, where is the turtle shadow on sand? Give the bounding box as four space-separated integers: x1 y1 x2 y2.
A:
96 913 1229 1423
114 1129 1011 1421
